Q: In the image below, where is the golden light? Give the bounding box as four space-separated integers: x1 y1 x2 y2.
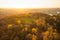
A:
0 0 60 8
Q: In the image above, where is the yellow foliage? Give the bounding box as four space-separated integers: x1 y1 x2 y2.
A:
24 27 28 31
35 18 46 26
42 27 53 40
17 20 21 24
42 31 49 40
7 24 13 28
22 27 28 31
53 29 58 39
32 28 37 33
32 34 37 40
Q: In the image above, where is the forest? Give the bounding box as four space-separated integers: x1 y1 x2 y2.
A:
0 12 60 40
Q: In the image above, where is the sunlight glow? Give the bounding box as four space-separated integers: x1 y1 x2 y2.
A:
0 0 60 8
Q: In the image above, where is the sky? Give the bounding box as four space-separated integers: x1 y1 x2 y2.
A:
0 0 60 8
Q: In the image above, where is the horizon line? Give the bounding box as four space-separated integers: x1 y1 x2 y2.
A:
0 7 60 9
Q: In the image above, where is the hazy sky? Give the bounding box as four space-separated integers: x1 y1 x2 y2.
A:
0 0 60 8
